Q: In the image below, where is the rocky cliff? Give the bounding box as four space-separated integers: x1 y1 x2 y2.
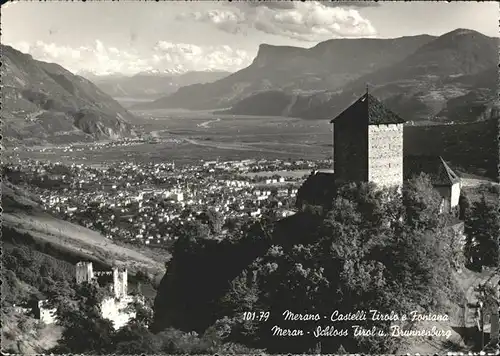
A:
2 45 136 145
225 29 499 123
133 35 435 111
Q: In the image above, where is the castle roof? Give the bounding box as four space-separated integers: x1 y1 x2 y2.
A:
329 93 406 125
404 155 461 186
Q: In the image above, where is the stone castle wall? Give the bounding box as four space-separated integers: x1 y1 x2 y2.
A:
368 124 404 188
434 182 461 213
113 267 128 299
37 300 57 324
101 296 136 330
76 262 94 284
334 118 368 183
121 271 128 298
450 182 461 208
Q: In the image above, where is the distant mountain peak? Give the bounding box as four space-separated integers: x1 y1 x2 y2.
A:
445 28 485 37
2 44 135 144
132 31 495 116
92 70 232 102
135 67 186 77
413 27 495 57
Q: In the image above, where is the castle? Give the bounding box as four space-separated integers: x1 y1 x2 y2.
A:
36 262 138 329
331 92 405 188
297 91 462 214
76 261 136 330
76 260 94 284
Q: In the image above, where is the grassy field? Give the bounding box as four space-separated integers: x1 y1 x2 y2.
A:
3 213 165 275
6 111 332 165
7 109 496 181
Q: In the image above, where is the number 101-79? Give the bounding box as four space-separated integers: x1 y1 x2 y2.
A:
242 311 270 322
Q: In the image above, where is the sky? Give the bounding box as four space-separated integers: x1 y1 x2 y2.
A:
2 1 498 76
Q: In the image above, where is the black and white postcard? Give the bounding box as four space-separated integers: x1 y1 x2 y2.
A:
1 1 499 354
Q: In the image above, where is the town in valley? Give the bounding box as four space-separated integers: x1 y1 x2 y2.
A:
2 1 499 355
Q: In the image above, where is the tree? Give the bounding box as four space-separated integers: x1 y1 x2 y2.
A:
125 298 154 327
51 282 116 354
203 209 223 235
177 220 210 242
336 182 404 233
1 269 27 306
135 269 151 283
152 179 462 354
402 174 443 231
44 279 76 311
458 191 472 221
466 194 500 266
113 323 161 354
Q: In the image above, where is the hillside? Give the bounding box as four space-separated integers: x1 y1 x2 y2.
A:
2 181 166 276
1 45 136 145
2 305 63 354
435 87 499 123
404 119 499 181
223 29 498 123
133 35 434 111
91 70 231 100
225 29 498 123
152 180 475 354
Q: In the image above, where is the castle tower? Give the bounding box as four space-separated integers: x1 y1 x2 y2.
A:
76 261 94 284
113 267 121 299
120 269 128 297
112 267 128 299
330 92 405 188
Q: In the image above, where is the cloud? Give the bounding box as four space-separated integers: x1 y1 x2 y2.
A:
9 40 253 76
176 9 248 35
177 1 377 42
244 1 380 10
153 41 253 72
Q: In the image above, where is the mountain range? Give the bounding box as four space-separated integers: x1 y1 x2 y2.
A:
3 28 497 147
88 70 231 100
1 45 136 145
133 34 434 111
134 29 499 124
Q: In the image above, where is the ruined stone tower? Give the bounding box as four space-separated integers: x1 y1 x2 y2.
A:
330 92 405 188
76 261 94 284
112 267 128 299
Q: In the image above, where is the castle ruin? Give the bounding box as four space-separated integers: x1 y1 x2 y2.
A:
76 261 94 284
113 266 128 300
74 261 136 330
